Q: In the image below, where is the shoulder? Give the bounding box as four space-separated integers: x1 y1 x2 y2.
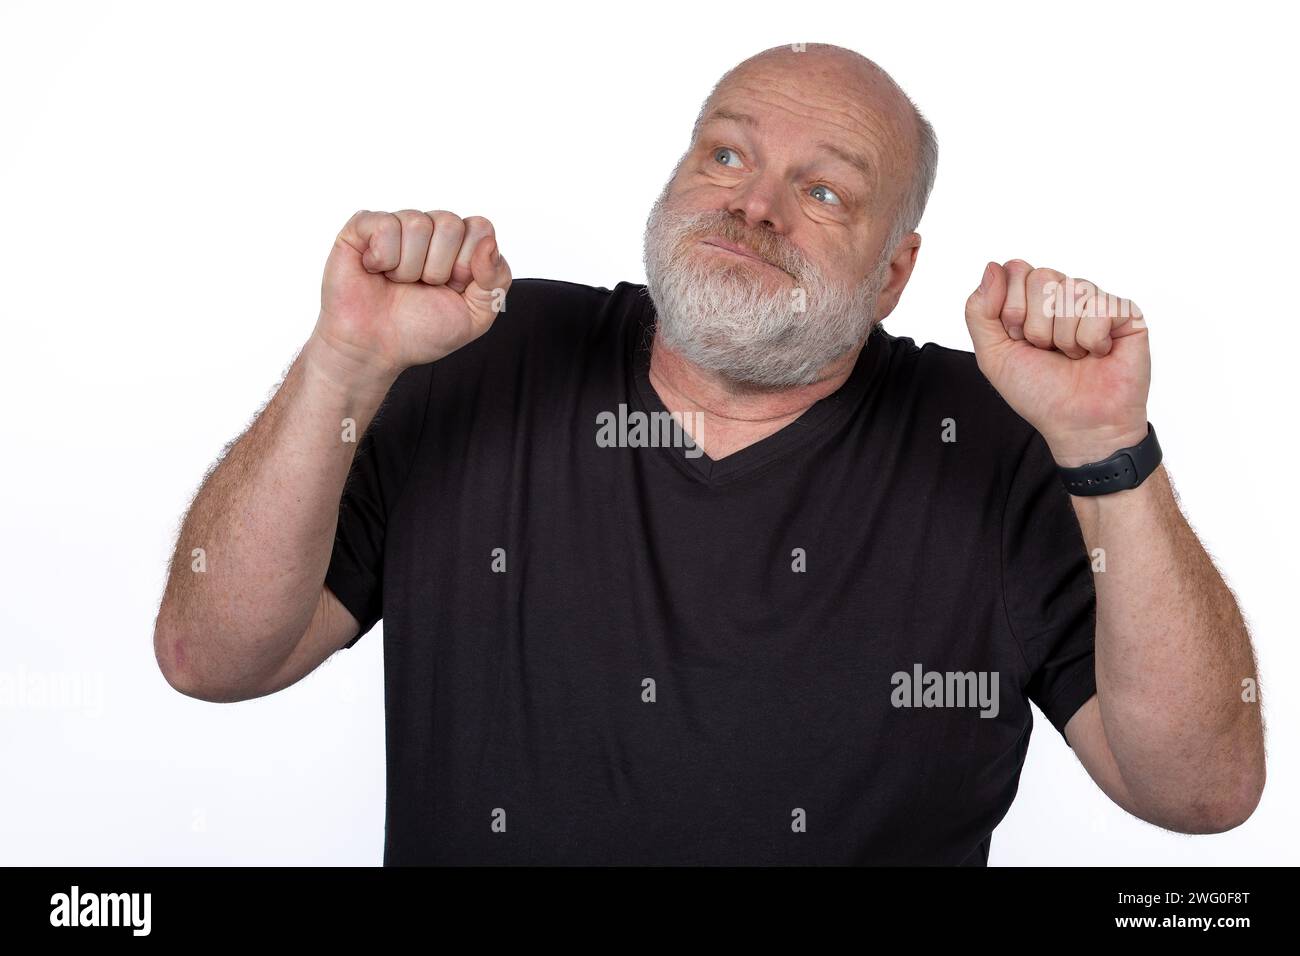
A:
497 276 616 320
493 277 645 339
421 278 646 409
503 276 620 308
872 329 1039 459
446 277 643 367
880 331 996 401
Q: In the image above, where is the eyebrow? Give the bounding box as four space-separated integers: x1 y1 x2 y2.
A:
699 108 873 182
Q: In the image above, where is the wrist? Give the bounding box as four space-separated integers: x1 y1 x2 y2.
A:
302 329 400 403
1045 423 1150 468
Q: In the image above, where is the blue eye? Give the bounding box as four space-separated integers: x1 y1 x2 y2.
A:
810 184 842 205
713 147 743 168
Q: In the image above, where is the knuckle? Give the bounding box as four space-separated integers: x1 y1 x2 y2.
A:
1024 323 1052 347
422 250 453 276
430 211 465 234
394 209 433 232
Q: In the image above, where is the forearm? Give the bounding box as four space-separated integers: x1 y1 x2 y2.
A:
1069 464 1264 826
154 330 397 695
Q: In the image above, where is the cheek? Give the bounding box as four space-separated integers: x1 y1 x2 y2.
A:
797 238 857 283
676 175 733 206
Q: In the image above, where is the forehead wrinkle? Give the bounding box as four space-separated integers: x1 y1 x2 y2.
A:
701 107 759 128
815 140 872 182
705 90 895 201
701 108 873 183
723 70 905 138
720 84 904 162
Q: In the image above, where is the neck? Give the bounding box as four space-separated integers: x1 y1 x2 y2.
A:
647 333 864 460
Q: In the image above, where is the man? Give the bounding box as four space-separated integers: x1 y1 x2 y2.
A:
154 43 1265 865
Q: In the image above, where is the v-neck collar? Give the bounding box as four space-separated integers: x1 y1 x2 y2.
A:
626 285 887 485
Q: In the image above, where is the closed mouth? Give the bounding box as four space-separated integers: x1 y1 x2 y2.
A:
699 236 782 271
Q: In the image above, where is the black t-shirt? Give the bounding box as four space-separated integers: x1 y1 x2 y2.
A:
324 278 1097 865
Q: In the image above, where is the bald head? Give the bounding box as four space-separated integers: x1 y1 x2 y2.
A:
642 44 937 387
690 43 937 254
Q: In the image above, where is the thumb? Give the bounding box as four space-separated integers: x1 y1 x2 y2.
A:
964 261 1011 353
463 237 512 331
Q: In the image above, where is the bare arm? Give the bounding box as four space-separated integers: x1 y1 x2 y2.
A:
153 335 396 701
1063 465 1265 833
965 257 1264 834
153 208 512 702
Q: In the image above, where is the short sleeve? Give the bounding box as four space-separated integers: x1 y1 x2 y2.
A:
324 363 433 649
1001 429 1098 744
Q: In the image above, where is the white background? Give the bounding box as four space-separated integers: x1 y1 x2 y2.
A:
1 0 1296 865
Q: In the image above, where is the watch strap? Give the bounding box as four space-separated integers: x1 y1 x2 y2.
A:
1057 423 1162 496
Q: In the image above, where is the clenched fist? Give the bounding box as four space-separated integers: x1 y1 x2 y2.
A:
965 259 1151 467
312 209 512 383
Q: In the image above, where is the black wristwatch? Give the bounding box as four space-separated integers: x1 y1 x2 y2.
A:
1057 423 1162 497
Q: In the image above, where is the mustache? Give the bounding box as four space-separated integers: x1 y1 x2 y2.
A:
673 210 807 278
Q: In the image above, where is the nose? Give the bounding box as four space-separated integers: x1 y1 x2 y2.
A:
726 172 788 235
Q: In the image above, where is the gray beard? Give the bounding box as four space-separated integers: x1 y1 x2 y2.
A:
642 197 888 388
